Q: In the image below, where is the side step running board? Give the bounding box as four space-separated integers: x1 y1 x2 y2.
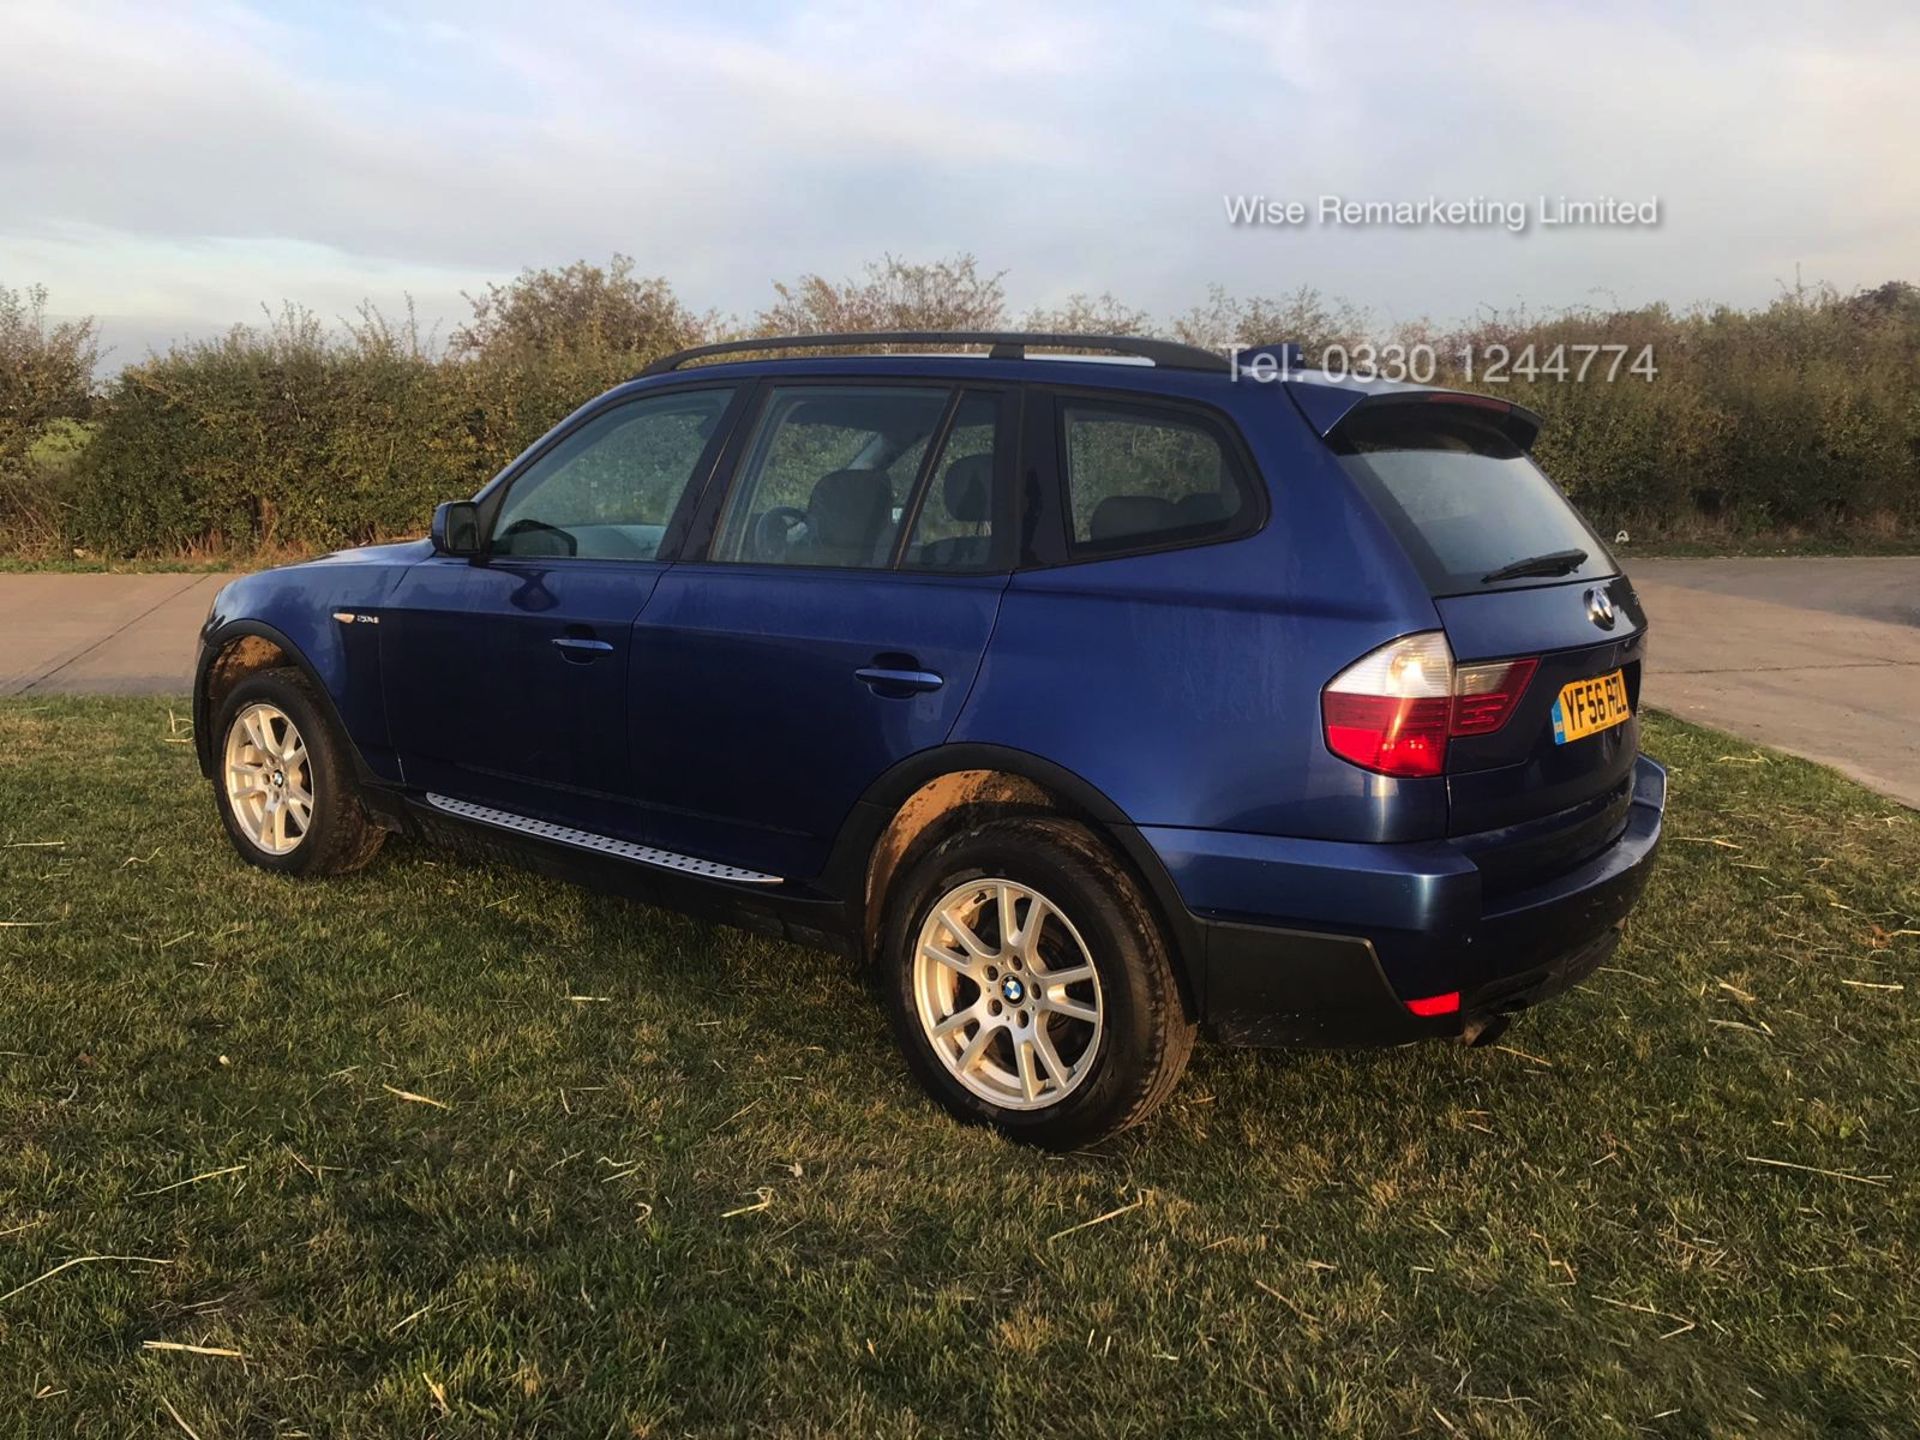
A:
425 793 783 885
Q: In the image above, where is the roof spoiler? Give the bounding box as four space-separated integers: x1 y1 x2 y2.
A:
1290 385 1544 452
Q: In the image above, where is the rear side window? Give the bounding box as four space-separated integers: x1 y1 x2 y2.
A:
1060 401 1248 555
1336 407 1611 595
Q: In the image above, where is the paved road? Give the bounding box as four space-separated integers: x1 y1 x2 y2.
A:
1 559 1915 807
1631 555 1920 629
1631 558 1920 809
0 572 235 698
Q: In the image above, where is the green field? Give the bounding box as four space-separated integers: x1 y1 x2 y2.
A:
1 701 1915 1437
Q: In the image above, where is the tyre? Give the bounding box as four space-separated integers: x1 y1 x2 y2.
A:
881 815 1195 1147
211 667 386 878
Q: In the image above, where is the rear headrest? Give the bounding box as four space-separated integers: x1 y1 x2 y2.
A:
807 468 893 555
1088 494 1177 541
942 452 992 524
1174 490 1234 526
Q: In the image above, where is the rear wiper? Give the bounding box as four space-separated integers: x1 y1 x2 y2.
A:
1480 548 1588 584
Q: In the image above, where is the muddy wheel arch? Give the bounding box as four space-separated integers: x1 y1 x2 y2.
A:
837 748 1204 1021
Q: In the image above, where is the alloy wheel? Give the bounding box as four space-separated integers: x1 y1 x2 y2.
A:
223 702 313 855
911 878 1105 1111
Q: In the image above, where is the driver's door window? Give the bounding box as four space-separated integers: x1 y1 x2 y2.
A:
709 386 952 568
491 387 736 559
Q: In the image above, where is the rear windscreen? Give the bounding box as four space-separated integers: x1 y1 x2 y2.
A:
1335 406 1614 595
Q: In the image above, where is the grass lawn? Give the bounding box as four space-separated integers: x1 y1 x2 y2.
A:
1 701 1916 1437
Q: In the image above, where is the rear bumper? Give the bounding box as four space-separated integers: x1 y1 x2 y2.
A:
1141 755 1666 1046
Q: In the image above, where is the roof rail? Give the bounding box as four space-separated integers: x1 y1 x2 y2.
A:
636 331 1230 377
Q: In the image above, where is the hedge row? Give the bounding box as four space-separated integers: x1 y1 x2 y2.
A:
63 310 655 556
0 284 98 551
12 269 1920 559
1439 285 1920 538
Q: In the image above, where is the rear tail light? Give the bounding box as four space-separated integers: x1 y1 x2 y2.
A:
1450 657 1539 735
1404 991 1461 1017
1321 633 1538 777
1322 632 1453 777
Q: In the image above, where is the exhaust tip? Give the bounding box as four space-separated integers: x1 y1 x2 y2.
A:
1459 1013 1511 1048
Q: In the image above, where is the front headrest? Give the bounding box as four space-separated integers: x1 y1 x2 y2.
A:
942 452 992 524
807 468 893 553
1088 494 1177 541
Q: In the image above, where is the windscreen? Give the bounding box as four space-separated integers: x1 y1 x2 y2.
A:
1335 406 1613 595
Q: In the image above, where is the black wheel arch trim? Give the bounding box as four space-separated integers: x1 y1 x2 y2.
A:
192 619 367 783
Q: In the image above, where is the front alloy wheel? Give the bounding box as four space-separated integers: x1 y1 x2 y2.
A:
210 666 385 877
913 878 1105 1111
224 702 313 854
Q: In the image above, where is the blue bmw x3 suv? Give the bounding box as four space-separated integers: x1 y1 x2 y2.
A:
196 331 1664 1146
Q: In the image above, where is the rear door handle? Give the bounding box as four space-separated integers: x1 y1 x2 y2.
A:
552 636 614 657
855 666 944 695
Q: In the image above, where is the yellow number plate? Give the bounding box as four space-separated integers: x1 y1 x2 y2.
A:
1552 670 1631 745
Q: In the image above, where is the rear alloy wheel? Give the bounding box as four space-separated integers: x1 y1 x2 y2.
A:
884 816 1195 1146
912 877 1105 1111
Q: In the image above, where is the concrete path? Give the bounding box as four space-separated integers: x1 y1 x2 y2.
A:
0 559 1915 807
0 572 235 697
1631 558 1920 809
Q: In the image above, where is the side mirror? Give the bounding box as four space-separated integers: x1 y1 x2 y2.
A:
431 500 482 556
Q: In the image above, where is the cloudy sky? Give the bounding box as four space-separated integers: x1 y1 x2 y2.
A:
3 0 1917 367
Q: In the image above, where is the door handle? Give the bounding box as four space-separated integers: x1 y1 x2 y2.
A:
552 636 614 657
855 666 944 695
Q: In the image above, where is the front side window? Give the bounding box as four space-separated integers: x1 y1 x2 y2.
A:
1060 401 1247 554
711 386 951 567
491 387 735 560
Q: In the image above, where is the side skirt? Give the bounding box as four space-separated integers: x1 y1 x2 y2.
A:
425 793 784 885
372 787 857 957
